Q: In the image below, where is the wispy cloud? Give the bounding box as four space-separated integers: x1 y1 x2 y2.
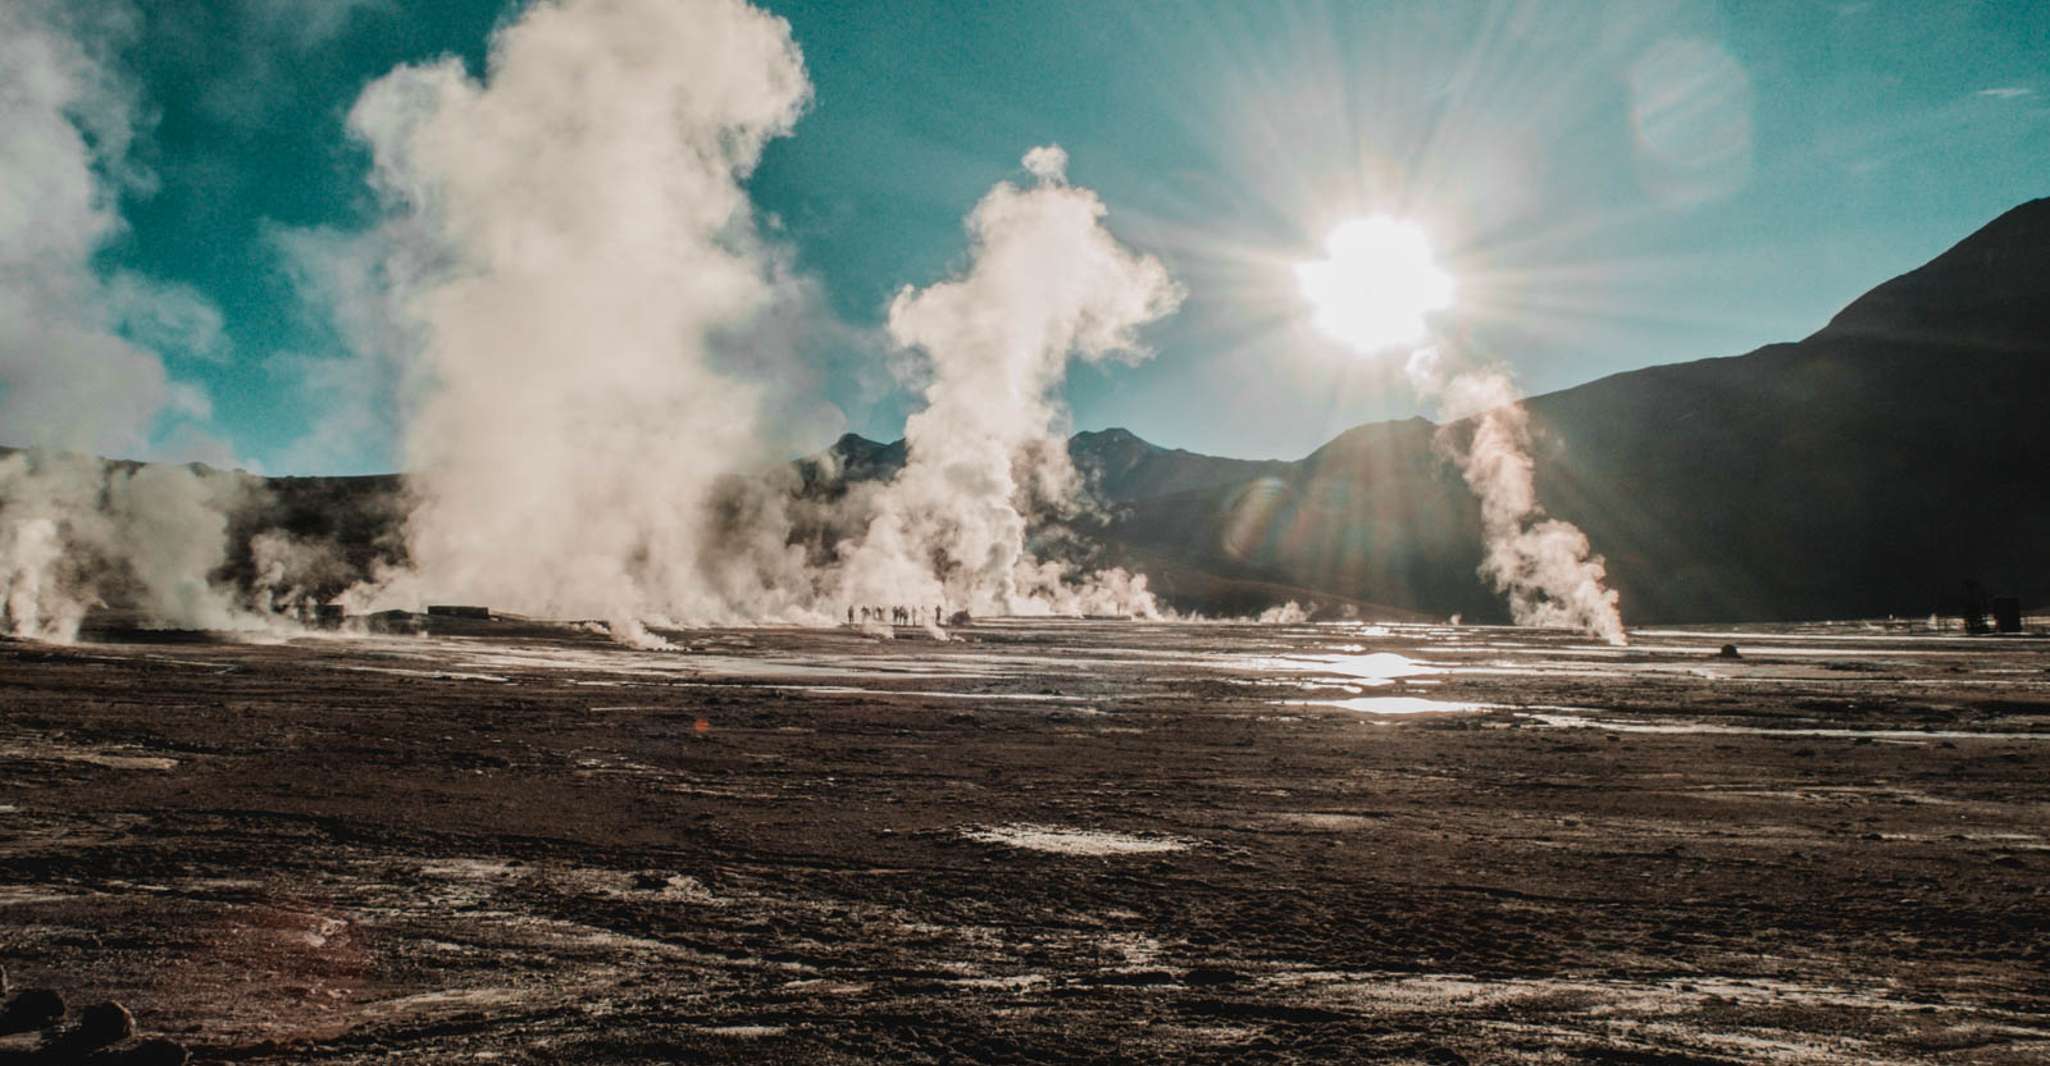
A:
106 274 235 365
1977 87 2035 99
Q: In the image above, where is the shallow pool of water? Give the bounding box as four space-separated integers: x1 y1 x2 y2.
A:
1292 696 1495 715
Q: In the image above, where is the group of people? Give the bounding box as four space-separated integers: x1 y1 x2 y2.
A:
848 604 943 627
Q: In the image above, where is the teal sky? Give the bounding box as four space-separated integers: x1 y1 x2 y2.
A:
88 0 2050 472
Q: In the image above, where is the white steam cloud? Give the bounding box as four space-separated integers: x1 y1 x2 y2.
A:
1 1 182 459
343 0 813 632
9 0 1187 642
828 147 1184 619
0 2 307 642
339 0 1181 637
1407 348 1626 645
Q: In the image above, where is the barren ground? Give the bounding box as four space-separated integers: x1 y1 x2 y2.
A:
2 618 2047 1063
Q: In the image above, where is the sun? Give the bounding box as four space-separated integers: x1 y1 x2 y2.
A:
1295 217 1455 353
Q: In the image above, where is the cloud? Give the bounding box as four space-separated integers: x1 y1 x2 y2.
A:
1976 87 2035 100
105 273 235 365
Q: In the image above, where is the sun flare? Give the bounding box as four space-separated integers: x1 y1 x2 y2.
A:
1295 217 1454 353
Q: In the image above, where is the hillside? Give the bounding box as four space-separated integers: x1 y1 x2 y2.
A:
1069 198 2050 622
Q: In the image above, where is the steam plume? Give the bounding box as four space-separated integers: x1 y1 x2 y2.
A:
0 2 289 641
830 147 1184 618
0 1 173 459
344 0 812 633
1408 347 1626 644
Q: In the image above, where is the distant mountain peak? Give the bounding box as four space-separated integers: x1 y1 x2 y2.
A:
1813 196 2050 351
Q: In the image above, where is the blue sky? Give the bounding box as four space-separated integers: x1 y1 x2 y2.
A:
74 0 2050 472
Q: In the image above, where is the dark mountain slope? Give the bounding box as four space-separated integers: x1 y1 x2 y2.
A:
1090 199 2050 622
1811 196 2050 351
1068 428 1294 503
803 427 1291 507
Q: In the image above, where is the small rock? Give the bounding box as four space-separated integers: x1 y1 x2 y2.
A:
1718 643 1741 659
0 987 65 1035
49 1000 134 1054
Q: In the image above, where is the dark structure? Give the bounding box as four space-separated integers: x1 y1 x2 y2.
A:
426 605 491 620
1962 581 1991 636
1992 596 2022 634
368 609 424 635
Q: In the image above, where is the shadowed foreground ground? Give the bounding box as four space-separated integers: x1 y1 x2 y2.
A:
2 619 2046 1063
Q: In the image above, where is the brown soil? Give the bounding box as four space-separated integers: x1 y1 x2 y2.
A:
1 619 2046 1063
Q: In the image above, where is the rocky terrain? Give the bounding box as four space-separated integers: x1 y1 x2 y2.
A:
3 618 2046 1062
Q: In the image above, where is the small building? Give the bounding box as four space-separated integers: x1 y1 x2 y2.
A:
1991 596 2023 634
368 609 424 635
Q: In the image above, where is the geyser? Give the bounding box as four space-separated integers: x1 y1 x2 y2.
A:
339 2 1181 639
828 145 1184 619
1407 349 1626 645
1296 221 1625 644
0 2 333 642
342 0 813 638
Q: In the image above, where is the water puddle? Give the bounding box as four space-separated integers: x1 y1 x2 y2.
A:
702 1025 789 1039
0 744 180 771
1238 651 1443 688
681 682 1090 703
961 823 1195 856
1291 696 1494 716
334 664 512 683
1524 712 2050 742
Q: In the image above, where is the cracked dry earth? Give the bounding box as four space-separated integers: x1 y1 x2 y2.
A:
2 618 2047 1063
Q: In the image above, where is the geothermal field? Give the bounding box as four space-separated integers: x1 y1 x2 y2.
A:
5 0 2050 1063
3 616 2047 1063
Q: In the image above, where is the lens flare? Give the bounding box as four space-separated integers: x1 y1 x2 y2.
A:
1295 217 1454 353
